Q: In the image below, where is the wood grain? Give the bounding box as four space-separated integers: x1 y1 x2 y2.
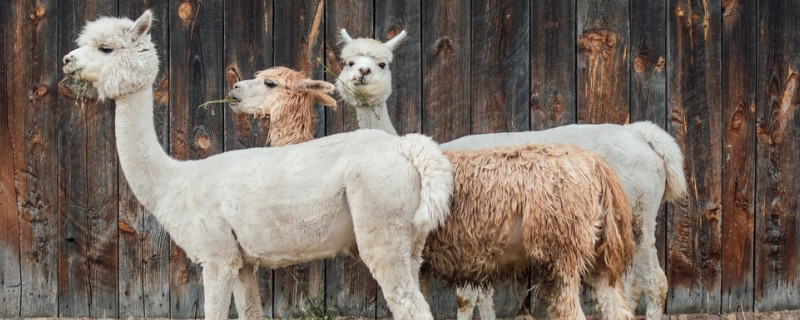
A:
666 0 723 314
57 2 119 318
470 0 530 134
168 0 226 317
577 0 630 124
376 0 422 135
421 0 471 143
720 0 756 313
530 0 577 130
117 3 171 318
273 0 327 317
755 0 800 312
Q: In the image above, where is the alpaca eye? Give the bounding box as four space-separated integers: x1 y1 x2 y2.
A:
264 81 276 88
348 61 354 67
99 47 114 53
378 63 386 69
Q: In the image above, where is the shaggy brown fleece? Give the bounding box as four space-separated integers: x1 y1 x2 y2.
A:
424 144 634 287
252 67 326 146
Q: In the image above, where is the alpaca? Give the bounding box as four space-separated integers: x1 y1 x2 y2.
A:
230 35 637 320
227 66 337 146
336 29 687 320
61 11 454 320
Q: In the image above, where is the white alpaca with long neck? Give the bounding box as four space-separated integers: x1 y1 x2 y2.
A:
336 29 407 135
336 29 687 320
62 11 454 320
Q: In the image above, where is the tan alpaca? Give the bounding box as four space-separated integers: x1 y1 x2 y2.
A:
336 29 686 320
230 42 636 320
62 11 453 320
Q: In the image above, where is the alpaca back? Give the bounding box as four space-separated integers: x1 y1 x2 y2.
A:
424 144 634 286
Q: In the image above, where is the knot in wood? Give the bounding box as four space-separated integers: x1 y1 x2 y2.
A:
434 37 454 57
578 29 616 58
178 2 194 23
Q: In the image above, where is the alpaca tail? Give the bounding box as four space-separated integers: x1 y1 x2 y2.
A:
625 121 688 203
594 159 636 283
398 134 453 234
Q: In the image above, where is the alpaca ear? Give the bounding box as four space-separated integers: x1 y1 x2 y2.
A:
339 28 354 44
384 29 407 51
311 92 337 110
129 10 153 41
294 79 337 110
294 79 336 94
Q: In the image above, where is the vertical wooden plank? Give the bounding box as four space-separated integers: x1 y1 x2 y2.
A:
720 0 756 313
530 0 577 130
420 1 470 317
322 1 379 318
273 0 329 318
469 0 531 317
630 0 668 314
1 2 23 318
470 0 530 134
224 0 273 151
376 1 422 135
169 0 225 318
421 0 471 143
666 0 723 313
755 0 800 312
117 3 171 318
324 0 372 136
58 2 120 318
7 1 61 317
576 0 630 124
223 1 274 317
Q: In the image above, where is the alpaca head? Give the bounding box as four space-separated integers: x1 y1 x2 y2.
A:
63 10 159 101
228 66 337 118
336 28 406 108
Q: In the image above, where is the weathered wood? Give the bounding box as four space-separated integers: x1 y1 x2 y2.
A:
324 0 371 136
168 0 226 317
57 2 119 318
375 0 422 135
222 1 275 317
326 254 380 318
0 1 21 318
577 0 630 124
530 0 577 130
420 0 471 317
470 0 530 134
421 0 471 143
755 0 800 312
720 0 756 313
272 0 328 317
630 0 669 315
224 0 273 151
117 3 171 318
666 0 723 314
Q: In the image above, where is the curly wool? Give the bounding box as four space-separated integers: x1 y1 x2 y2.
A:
424 144 635 287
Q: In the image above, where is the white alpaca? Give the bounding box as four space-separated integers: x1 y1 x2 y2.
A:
62 11 454 320
336 29 687 320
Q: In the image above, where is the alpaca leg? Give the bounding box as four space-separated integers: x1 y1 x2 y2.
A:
456 285 478 320
475 285 496 320
537 269 585 320
632 234 667 320
586 273 634 320
355 232 433 320
232 263 264 320
202 262 236 320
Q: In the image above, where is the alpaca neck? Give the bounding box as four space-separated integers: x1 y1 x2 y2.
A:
268 98 316 146
114 87 177 211
355 102 398 136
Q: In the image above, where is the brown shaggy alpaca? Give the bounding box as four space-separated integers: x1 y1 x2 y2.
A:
424 144 635 320
228 66 337 146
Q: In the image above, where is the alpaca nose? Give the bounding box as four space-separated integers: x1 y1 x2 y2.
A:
359 67 371 76
63 55 74 64
233 83 241 89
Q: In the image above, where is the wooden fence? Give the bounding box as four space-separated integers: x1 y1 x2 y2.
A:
1 0 798 318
